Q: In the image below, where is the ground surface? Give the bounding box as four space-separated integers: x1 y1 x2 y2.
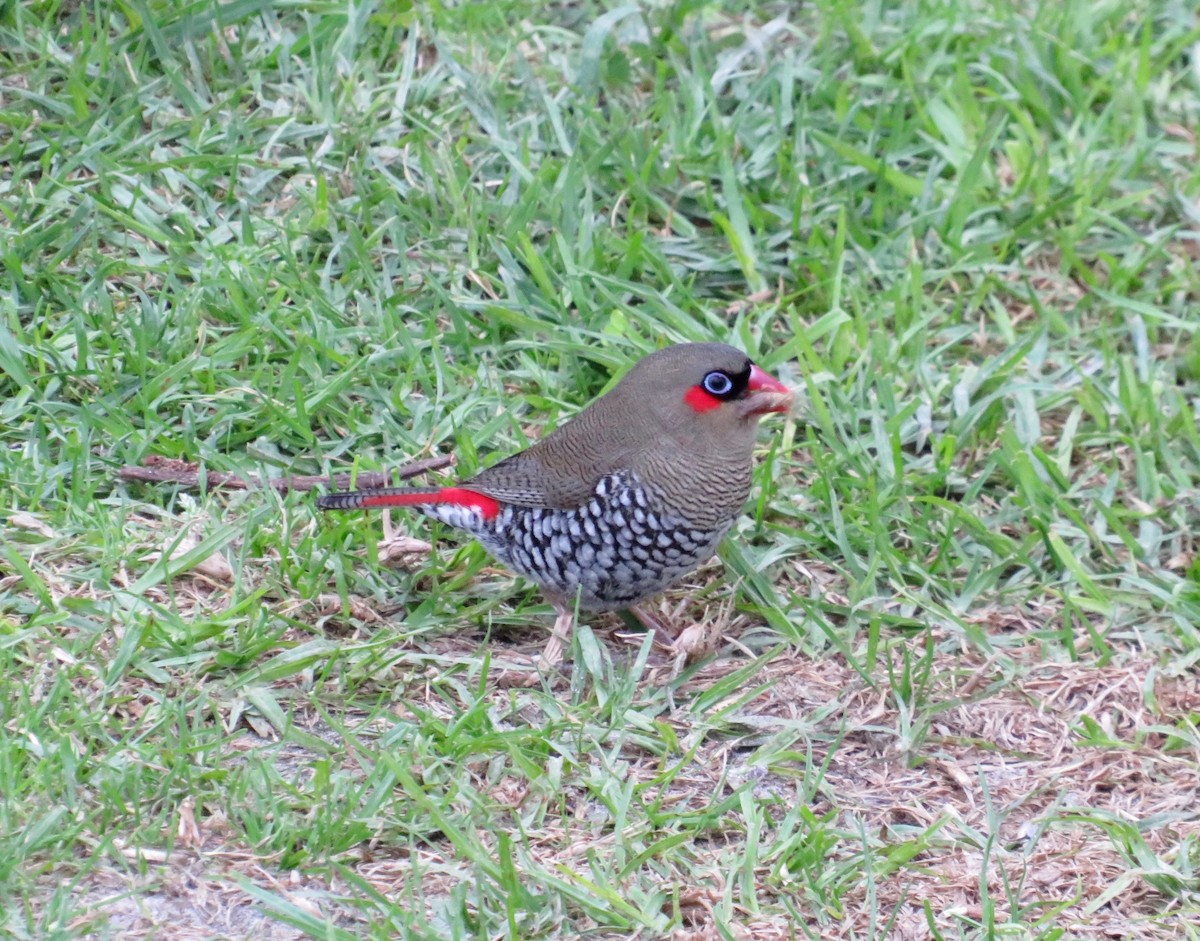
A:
2 1 1199 939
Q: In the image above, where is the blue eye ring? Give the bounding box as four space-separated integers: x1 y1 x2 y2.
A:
702 371 734 396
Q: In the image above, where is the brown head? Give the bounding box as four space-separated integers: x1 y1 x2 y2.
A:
467 343 793 523
601 342 792 452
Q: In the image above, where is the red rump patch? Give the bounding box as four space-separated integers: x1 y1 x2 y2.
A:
684 386 721 413
360 487 501 520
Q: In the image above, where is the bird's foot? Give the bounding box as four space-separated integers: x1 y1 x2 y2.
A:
669 619 724 677
619 603 727 673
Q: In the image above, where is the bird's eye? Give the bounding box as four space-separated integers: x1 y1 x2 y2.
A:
702 371 735 397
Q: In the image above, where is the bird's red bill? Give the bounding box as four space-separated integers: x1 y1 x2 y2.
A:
745 364 793 414
747 364 788 395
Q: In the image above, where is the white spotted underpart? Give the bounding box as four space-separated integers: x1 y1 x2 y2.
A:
419 471 731 610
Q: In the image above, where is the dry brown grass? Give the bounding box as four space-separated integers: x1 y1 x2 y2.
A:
49 617 1198 940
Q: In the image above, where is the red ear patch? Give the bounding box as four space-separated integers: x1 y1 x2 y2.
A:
684 386 721 413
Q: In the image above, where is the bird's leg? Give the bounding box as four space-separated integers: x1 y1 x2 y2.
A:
623 605 676 644
539 600 576 668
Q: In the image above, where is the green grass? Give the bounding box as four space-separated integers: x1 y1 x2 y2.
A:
3 0 1200 938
